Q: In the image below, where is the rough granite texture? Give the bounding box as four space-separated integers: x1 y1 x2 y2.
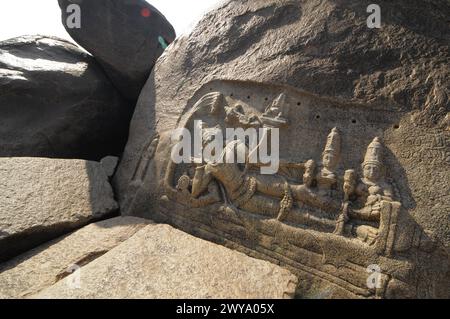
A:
112 0 449 298
0 217 149 298
58 0 176 100
0 158 118 262
33 223 298 299
100 156 119 178
0 35 131 160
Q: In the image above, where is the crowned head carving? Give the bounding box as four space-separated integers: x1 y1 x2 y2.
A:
362 137 384 183
321 127 341 171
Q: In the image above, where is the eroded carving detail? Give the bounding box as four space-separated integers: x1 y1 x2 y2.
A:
164 92 401 247
261 93 290 128
156 81 421 298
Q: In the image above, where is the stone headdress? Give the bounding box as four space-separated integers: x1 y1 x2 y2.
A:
322 127 341 157
363 137 383 168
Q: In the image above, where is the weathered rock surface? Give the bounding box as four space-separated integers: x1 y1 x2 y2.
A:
100 156 119 178
0 35 132 160
0 158 118 262
0 217 149 298
58 0 176 100
113 0 450 298
32 223 297 299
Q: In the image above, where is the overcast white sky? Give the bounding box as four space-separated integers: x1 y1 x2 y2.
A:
0 0 221 41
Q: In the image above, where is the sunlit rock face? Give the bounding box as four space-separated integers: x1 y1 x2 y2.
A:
0 157 118 263
58 0 176 100
0 217 149 298
114 0 449 298
31 223 298 299
0 35 131 160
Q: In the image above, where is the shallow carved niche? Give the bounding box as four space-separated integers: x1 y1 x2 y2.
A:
159 80 418 298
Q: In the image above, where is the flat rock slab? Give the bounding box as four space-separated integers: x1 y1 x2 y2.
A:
33 224 298 299
0 158 118 262
0 217 149 298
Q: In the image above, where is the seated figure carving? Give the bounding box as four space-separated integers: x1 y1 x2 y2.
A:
339 137 396 245
182 128 340 229
166 92 400 249
316 128 341 196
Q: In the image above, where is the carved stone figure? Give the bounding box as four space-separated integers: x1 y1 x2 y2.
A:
185 131 340 220
302 160 316 188
351 137 394 222
131 134 160 183
121 134 160 214
225 104 261 128
343 169 357 202
261 93 290 127
316 128 341 195
334 169 356 235
176 172 191 195
333 137 397 246
277 182 294 222
135 79 450 298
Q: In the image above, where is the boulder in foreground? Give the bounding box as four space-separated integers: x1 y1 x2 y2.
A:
0 157 118 262
33 223 298 299
0 217 149 298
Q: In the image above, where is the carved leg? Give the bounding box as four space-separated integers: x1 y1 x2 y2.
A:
291 184 341 213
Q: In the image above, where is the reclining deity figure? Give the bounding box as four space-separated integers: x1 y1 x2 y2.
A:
181 127 340 228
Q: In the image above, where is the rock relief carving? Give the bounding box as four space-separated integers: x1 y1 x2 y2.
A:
156 80 426 298
164 88 401 251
